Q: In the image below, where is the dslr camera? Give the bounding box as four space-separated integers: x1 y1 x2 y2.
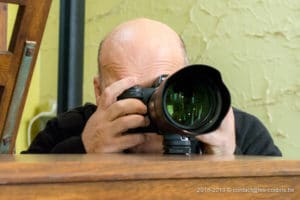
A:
118 64 231 155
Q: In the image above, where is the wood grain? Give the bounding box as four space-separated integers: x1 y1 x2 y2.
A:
0 154 299 199
0 154 300 184
0 177 299 200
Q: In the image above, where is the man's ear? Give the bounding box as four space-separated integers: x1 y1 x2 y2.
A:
93 75 102 100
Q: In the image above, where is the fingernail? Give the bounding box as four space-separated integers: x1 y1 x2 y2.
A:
145 117 150 126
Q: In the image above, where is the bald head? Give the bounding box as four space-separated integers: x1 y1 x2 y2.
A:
97 18 188 88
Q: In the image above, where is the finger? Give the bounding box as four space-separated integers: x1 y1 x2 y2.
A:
109 115 150 136
113 134 146 152
196 107 234 142
122 133 163 154
106 99 147 121
196 132 219 145
97 77 137 109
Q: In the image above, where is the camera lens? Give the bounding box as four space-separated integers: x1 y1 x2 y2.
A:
164 78 221 130
144 64 230 136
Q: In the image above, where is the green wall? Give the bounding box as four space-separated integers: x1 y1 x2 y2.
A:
17 0 300 157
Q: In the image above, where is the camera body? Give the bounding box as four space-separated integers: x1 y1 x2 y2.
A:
118 64 231 154
118 76 196 154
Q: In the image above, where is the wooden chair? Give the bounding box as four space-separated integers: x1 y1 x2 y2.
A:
0 0 52 153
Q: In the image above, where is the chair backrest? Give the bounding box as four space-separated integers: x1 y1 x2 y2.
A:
0 0 52 153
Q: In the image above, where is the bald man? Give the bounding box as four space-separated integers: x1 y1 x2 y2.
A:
23 18 281 156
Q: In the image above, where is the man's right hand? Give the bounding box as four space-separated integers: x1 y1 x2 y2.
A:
81 77 149 153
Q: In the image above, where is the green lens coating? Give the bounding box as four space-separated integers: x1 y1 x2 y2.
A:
165 81 215 128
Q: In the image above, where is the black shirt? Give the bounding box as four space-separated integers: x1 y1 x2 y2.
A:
22 103 282 156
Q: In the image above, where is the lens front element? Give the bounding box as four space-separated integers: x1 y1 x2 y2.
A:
165 78 220 130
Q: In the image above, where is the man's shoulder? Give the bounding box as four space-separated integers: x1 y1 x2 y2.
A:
55 103 97 130
232 107 268 140
233 107 262 125
232 107 282 156
233 107 253 118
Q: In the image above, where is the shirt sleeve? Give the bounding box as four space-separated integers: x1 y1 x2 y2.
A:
50 136 86 153
21 105 94 154
21 118 86 154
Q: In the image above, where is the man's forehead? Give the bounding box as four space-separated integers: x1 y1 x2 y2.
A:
101 19 181 51
98 18 186 87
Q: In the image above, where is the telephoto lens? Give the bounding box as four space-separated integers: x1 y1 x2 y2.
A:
148 64 231 137
118 64 231 154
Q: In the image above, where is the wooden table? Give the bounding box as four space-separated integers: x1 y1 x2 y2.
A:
0 154 299 199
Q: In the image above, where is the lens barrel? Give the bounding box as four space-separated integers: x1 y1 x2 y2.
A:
148 64 231 136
